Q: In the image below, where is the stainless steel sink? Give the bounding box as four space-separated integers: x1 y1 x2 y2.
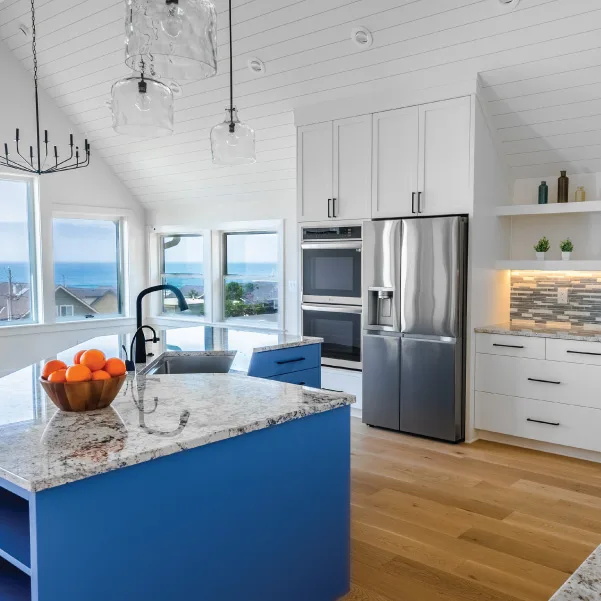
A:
141 351 236 375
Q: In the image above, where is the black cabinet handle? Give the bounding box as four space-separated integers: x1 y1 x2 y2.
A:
417 191 422 213
327 198 332 218
493 343 525 349
276 357 306 365
411 192 416 214
567 350 601 357
332 197 337 218
528 377 561 385
299 382 306 386
527 418 560 427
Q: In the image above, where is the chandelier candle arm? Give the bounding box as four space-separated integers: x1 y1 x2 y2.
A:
0 0 91 175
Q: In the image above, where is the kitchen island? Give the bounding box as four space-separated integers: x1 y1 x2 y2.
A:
0 328 352 601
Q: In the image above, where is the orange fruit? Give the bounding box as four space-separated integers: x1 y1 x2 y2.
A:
65 364 92 383
80 349 106 372
48 369 67 383
73 350 86 365
91 370 111 381
42 360 68 380
104 358 127 377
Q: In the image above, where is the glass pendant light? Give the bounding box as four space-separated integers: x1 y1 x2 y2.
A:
111 73 174 138
210 0 256 165
125 0 217 81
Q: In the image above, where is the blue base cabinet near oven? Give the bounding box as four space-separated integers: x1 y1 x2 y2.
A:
248 344 322 388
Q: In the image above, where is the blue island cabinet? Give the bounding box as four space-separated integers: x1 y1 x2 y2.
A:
247 343 322 388
0 404 350 601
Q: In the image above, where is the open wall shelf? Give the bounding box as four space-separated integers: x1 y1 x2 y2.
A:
495 201 601 217
496 260 601 271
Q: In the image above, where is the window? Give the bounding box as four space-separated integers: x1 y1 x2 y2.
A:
161 235 204 317
52 218 123 320
0 177 37 325
223 232 279 326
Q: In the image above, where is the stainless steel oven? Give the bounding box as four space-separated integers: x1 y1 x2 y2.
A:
301 226 362 305
302 304 362 370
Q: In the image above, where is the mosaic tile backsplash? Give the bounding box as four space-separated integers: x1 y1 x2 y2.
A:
511 272 601 328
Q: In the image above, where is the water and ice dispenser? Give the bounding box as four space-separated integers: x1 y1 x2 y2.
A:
366 288 395 329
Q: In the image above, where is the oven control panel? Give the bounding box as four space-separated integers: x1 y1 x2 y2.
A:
302 226 362 241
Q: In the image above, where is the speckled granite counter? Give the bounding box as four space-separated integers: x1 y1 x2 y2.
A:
550 545 601 600
475 323 601 342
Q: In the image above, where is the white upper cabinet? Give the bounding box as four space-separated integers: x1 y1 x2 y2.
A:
298 122 333 223
372 107 419 219
332 115 372 221
418 97 472 216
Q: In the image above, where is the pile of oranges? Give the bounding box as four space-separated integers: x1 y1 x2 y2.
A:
42 350 127 384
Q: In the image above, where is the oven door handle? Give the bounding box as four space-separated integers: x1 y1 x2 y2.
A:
301 241 362 250
302 304 363 314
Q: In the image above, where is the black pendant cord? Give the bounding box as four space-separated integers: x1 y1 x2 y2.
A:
228 0 235 133
0 0 90 174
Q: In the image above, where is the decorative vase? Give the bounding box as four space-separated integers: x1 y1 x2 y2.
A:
558 171 569 203
562 252 571 261
536 252 546 261
538 181 548 204
575 186 586 202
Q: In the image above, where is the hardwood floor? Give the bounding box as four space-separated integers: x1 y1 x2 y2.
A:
342 418 601 601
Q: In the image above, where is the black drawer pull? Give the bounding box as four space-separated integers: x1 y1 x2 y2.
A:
528 377 561 385
567 350 601 357
527 418 560 427
493 343 525 349
299 382 306 386
276 357 306 366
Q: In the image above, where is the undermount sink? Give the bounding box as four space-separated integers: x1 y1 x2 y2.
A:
141 351 236 376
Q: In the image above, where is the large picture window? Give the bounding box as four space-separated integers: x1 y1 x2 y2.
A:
223 232 279 326
161 235 205 317
0 177 37 325
52 218 124 320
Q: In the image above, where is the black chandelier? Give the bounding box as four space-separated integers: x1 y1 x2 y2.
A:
1 0 90 174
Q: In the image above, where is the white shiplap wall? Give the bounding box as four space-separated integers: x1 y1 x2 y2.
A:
1 0 600 208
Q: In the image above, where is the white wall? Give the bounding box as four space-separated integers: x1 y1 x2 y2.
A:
147 190 299 334
0 40 147 375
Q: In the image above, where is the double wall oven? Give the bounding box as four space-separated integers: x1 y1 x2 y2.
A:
301 226 362 370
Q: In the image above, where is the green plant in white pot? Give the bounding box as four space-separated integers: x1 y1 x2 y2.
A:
534 236 550 261
560 238 574 261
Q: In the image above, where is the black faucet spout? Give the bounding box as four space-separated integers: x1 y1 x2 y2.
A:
135 285 189 364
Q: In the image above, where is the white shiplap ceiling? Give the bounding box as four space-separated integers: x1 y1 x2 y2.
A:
1 0 600 208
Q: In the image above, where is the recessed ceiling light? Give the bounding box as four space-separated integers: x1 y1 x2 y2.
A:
18 24 30 38
247 57 266 75
498 0 521 7
167 81 183 97
351 26 373 49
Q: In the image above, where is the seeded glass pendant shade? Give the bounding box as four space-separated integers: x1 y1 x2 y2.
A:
111 75 174 138
210 0 256 165
125 0 217 81
211 108 256 165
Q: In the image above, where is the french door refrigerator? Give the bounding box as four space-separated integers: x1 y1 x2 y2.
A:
362 216 468 442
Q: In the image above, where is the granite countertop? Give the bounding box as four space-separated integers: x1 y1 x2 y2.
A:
550 545 601 600
475 323 601 342
0 325 337 493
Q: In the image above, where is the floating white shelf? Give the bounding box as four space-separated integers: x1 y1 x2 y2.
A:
496 260 601 271
495 200 601 217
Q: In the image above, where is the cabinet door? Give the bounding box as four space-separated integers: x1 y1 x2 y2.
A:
417 97 471 216
372 107 419 219
332 115 372 220
298 122 333 222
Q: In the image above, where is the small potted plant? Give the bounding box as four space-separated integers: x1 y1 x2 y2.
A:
560 238 574 261
534 236 550 261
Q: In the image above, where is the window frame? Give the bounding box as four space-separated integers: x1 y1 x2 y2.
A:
0 174 39 327
51 213 127 323
220 229 283 330
159 233 208 321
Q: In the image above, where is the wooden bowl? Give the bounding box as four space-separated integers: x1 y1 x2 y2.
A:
40 375 127 412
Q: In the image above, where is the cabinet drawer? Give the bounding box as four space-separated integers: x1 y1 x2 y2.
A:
475 392 601 454
475 353 601 410
476 333 545 359
546 338 601 366
322 367 362 411
269 368 321 388
248 344 321 379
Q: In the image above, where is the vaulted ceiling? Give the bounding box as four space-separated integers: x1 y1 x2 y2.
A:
1 0 600 208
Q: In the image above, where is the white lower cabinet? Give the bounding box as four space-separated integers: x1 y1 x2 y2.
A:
475 333 601 454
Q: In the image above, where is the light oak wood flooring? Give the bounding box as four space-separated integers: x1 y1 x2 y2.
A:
342 418 601 601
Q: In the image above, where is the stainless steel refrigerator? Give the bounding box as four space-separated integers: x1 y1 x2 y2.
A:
362 216 468 442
